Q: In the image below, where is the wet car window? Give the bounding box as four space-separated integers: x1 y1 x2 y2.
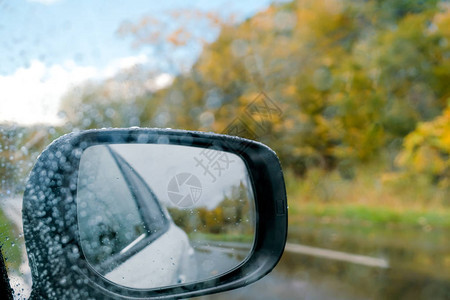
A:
1 0 449 299
78 145 165 268
110 148 168 233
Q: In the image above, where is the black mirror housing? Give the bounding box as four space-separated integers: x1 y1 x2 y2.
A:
23 128 287 299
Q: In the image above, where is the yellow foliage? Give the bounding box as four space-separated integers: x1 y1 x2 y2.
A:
397 106 450 186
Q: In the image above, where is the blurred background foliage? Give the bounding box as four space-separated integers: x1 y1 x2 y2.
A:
55 0 450 192
0 0 448 225
1 0 449 294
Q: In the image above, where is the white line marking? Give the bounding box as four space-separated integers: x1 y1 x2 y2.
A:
284 243 389 269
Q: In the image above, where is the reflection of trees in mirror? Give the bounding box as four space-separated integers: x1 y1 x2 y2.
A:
167 182 254 243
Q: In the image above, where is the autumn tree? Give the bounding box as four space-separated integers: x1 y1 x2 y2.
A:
59 66 167 130
60 0 450 179
397 104 450 188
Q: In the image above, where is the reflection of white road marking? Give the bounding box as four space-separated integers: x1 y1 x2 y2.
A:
195 245 248 256
194 241 388 269
285 243 389 269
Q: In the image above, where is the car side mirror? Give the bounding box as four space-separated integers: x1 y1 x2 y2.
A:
23 128 287 299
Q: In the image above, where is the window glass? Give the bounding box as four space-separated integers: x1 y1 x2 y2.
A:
111 149 167 235
1 0 449 298
77 145 146 266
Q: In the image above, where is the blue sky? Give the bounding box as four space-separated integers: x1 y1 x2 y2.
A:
0 0 273 75
0 0 274 124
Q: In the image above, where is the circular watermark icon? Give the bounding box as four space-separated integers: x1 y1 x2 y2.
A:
167 173 202 208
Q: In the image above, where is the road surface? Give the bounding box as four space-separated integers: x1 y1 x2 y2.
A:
1 196 390 300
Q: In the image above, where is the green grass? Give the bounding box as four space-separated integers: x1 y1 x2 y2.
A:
285 158 449 227
0 209 22 272
290 203 450 228
284 161 450 279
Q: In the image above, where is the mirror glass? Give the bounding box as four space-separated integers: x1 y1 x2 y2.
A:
76 143 256 289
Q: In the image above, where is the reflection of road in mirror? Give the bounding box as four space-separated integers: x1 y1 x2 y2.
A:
192 241 252 279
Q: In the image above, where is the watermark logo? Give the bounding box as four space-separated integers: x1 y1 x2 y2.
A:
194 148 235 183
193 91 283 183
167 173 202 208
225 91 281 135
222 91 282 153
